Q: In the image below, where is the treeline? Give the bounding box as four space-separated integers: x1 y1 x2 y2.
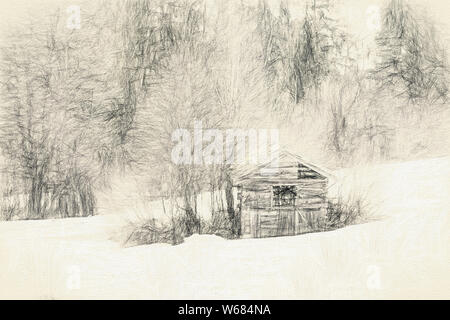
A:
0 0 447 226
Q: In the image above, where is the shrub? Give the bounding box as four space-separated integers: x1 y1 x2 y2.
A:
201 210 233 239
124 216 187 246
123 209 237 247
325 195 369 230
0 196 20 221
0 182 22 221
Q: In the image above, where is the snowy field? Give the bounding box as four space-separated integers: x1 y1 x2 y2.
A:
0 157 449 299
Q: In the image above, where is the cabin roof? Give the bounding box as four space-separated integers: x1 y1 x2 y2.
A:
233 150 332 185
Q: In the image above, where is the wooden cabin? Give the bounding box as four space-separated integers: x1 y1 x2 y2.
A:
234 151 330 238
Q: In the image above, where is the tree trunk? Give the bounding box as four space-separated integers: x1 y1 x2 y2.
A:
28 177 44 218
224 169 240 238
183 184 200 236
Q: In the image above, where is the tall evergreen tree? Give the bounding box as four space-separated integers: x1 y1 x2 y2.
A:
256 0 342 105
372 0 448 103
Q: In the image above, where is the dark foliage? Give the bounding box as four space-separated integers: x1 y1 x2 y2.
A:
372 0 448 103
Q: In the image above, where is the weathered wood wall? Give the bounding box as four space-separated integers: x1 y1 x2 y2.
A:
236 161 328 238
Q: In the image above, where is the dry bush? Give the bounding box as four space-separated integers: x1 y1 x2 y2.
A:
200 210 233 239
124 208 236 247
325 194 371 230
124 216 186 246
0 180 23 221
0 196 21 221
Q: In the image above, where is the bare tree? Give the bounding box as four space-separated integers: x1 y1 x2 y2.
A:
130 0 216 235
0 12 112 219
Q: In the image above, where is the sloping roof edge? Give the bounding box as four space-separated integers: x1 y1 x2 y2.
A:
233 149 334 184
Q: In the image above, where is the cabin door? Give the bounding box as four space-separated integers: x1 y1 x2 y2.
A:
272 185 297 236
275 208 295 236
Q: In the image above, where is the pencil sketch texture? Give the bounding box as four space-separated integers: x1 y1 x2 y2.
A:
0 0 448 299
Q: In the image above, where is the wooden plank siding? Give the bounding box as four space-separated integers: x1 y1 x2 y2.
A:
235 156 329 238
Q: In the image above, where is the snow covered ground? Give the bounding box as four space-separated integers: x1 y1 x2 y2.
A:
0 157 449 299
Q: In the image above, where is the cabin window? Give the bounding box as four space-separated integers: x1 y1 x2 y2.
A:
273 185 297 207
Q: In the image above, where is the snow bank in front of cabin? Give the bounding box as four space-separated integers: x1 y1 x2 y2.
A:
0 157 448 299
